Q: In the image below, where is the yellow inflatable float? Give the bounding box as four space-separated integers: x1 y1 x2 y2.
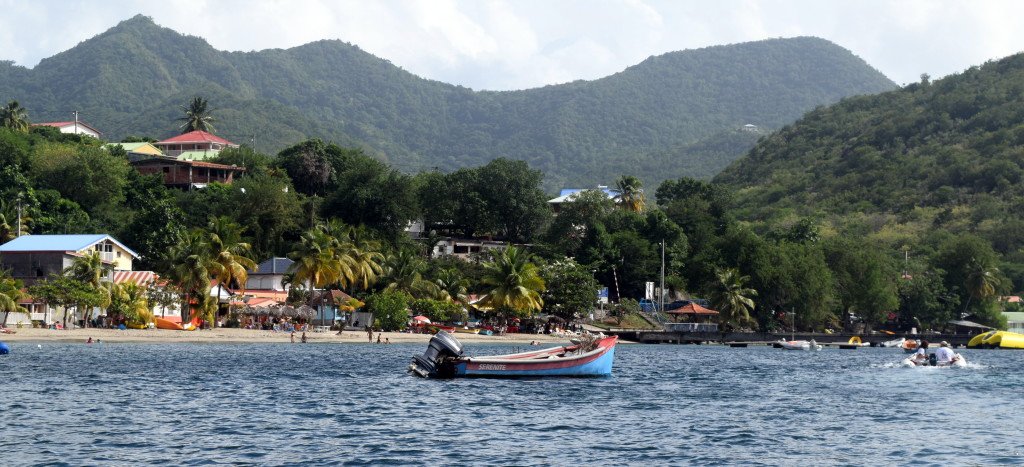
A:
968 330 1024 349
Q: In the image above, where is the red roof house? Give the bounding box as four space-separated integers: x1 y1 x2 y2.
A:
154 131 239 157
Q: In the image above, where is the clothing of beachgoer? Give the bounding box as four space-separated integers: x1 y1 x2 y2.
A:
935 342 956 363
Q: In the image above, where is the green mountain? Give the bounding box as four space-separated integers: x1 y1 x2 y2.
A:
713 52 1024 286
0 15 895 189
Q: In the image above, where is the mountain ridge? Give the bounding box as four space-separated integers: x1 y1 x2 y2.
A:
0 15 897 189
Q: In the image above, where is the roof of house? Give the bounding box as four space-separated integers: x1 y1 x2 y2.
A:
156 130 237 146
33 121 103 135
0 234 139 258
109 142 163 155
249 257 294 274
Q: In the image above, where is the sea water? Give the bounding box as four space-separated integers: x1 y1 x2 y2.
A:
1 342 1022 466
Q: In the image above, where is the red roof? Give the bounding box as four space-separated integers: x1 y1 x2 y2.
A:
666 303 719 315
157 130 236 146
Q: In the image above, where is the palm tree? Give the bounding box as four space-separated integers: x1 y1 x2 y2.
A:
433 268 469 304
380 248 438 299
177 96 217 134
0 276 29 325
708 267 758 330
207 216 258 327
63 251 115 327
165 229 221 323
288 228 342 320
613 175 646 213
64 251 111 287
0 101 30 132
338 224 384 292
479 245 545 314
963 258 1000 314
109 280 154 327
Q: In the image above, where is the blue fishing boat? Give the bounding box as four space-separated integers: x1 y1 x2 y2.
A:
408 331 617 378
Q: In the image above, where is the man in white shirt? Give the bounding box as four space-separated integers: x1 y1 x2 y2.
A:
935 341 957 364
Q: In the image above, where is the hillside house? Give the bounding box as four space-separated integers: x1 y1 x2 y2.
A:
131 157 245 189
33 121 103 138
246 257 294 292
154 130 239 158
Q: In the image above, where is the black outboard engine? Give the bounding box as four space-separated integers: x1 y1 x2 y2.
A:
409 331 464 378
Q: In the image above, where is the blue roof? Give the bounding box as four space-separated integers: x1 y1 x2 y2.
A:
0 234 139 258
249 257 294 274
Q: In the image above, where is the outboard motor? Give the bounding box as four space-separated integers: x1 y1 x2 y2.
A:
409 331 464 378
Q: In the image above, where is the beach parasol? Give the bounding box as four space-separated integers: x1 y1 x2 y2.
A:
412 315 431 324
295 305 316 320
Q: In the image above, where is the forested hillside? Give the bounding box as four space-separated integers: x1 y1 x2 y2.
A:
714 52 1024 295
0 15 895 189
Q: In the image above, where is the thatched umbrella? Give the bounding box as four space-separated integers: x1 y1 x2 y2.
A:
279 306 297 318
296 305 316 321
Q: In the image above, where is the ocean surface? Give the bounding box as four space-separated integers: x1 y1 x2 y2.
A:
1 340 1021 466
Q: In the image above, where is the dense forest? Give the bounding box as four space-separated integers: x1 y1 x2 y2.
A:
0 15 895 190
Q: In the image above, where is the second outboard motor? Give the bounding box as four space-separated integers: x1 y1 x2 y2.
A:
409 331 464 378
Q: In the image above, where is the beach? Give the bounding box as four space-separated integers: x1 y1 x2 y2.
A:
0 326 581 344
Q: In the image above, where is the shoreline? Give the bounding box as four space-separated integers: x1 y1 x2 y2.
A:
0 327 588 345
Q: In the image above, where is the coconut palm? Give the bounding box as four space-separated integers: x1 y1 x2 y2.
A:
433 268 469 304
64 251 111 287
177 96 217 134
109 280 154 326
207 216 258 327
287 228 342 307
338 224 384 292
0 101 30 132
0 276 29 325
963 258 1000 314
380 248 438 299
708 267 758 330
479 245 545 314
613 175 646 213
165 229 221 323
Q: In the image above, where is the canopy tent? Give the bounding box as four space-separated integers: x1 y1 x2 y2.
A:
665 302 719 323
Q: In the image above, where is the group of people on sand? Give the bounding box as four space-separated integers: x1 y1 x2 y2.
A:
366 327 390 344
911 339 958 364
290 331 308 343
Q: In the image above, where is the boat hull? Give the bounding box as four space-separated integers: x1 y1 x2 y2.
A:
901 353 967 367
410 332 618 378
454 344 615 377
155 318 184 330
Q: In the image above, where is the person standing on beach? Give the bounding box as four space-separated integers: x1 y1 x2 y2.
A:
290 331 295 343
301 332 307 343
367 326 373 343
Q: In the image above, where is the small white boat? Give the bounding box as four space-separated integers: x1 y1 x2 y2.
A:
778 339 822 351
880 337 906 348
901 352 967 368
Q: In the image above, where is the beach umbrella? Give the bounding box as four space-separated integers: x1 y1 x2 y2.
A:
279 306 297 318
412 315 431 324
296 305 315 320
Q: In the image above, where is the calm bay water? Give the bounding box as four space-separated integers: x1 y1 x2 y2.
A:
2 341 1022 466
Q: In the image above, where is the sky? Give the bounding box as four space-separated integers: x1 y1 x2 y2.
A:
2 0 1023 91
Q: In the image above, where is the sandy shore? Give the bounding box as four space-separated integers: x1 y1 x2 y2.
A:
0 326 583 345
